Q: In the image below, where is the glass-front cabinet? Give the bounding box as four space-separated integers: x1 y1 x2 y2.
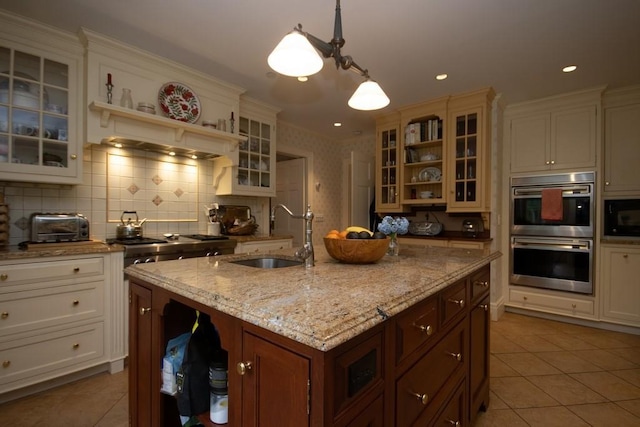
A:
376 115 402 212
0 20 83 184
237 116 271 190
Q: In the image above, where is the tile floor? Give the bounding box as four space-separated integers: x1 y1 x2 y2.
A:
0 312 639 426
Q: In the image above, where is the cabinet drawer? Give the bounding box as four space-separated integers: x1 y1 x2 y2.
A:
396 295 439 363
470 265 490 306
431 381 465 427
396 320 466 427
0 281 103 337
509 288 595 317
0 322 104 389
440 279 467 327
0 257 104 289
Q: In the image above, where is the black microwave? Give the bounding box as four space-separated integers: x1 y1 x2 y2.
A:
604 199 640 238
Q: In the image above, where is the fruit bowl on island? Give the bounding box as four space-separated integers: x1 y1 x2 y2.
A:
323 236 389 264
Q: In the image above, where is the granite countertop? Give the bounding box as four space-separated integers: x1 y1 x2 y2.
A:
125 247 500 351
230 234 293 243
0 240 123 261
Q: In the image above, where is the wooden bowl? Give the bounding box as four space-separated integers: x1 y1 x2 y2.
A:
323 237 389 264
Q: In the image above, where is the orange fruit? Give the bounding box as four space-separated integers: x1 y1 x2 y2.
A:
338 230 348 239
326 233 340 239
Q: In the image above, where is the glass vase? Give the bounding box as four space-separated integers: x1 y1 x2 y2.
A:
120 88 133 109
387 233 399 256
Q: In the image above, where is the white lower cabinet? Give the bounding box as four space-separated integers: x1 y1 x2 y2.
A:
508 288 595 319
0 252 124 400
234 238 292 254
600 244 640 327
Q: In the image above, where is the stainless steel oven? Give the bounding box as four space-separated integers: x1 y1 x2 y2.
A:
510 172 595 294
511 172 595 238
511 236 593 294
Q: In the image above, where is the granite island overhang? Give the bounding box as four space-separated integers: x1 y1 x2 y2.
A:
125 246 501 351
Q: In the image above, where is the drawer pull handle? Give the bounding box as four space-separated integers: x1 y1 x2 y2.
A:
236 361 253 375
415 324 433 336
73 343 80 350
448 298 465 308
409 391 429 405
0 274 7 281
2 360 10 368
473 280 489 288
140 307 151 315
447 352 462 362
73 267 80 273
1 312 8 319
73 300 79 306
446 420 461 427
481 304 489 312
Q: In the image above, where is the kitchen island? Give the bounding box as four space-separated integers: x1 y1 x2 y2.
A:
126 246 499 426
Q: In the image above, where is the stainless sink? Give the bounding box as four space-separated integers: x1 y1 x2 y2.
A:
230 257 303 269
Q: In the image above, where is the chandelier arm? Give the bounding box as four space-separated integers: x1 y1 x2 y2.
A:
304 31 334 59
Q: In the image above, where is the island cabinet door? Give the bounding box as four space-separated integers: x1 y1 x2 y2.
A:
129 282 153 426
240 330 311 427
469 294 490 425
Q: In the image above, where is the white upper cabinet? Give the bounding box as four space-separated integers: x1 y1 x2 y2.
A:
507 86 604 174
0 11 84 184
602 85 640 195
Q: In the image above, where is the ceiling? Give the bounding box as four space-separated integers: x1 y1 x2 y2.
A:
1 0 639 140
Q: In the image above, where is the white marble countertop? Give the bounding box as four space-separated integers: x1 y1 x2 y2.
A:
125 246 500 351
0 240 123 261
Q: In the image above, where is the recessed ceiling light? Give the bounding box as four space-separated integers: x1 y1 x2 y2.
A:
297 76 308 82
191 155 198 159
169 151 176 156
562 65 577 73
334 122 342 127
114 142 123 148
435 73 448 81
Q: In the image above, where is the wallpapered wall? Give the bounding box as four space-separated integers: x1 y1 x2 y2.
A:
0 121 375 246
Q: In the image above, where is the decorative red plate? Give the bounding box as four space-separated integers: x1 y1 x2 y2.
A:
158 82 201 123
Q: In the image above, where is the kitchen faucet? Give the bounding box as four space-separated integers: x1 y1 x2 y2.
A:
270 204 314 268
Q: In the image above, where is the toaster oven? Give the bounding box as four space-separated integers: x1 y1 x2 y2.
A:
30 213 90 242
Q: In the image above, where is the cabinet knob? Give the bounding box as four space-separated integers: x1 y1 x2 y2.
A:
0 273 7 281
72 343 80 350
409 391 429 405
605 181 610 186
545 161 550 165
70 154 78 160
414 324 433 336
523 296 528 301
236 361 253 375
2 360 10 368
140 307 151 315
550 160 555 165
72 300 79 306
572 304 577 309
473 280 489 288
448 298 465 308
73 267 80 273
623 254 628 258
447 352 462 362
1 312 8 319
481 304 489 312
446 420 461 427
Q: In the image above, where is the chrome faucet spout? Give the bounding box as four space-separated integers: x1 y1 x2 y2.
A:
270 204 314 268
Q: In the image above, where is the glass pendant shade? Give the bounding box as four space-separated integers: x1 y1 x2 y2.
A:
267 31 324 77
348 80 390 111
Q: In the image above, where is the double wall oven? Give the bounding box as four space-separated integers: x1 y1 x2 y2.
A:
510 172 595 294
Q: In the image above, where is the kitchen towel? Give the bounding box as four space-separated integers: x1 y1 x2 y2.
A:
541 188 563 221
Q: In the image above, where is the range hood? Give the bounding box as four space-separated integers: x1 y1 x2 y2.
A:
87 101 243 161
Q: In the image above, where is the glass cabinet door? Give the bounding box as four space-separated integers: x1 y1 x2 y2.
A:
0 46 69 168
453 112 478 203
377 125 401 211
238 116 271 189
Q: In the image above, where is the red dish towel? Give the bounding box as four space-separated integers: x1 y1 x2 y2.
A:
541 188 563 221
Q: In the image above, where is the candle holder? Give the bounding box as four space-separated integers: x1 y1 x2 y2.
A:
106 83 113 104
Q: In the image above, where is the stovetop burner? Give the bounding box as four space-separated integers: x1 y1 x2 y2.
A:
182 234 230 241
106 237 168 245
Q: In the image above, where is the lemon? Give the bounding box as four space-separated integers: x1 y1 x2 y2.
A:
345 226 373 236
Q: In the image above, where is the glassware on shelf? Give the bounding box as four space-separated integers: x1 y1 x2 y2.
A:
120 88 133 109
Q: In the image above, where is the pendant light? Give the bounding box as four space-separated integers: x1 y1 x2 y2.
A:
268 0 390 111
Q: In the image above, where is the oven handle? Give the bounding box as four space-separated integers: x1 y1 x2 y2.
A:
512 237 591 252
513 185 591 197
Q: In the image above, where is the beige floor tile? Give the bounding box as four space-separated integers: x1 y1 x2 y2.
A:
534 350 603 374
515 406 591 427
490 376 559 408
574 331 631 349
612 368 640 387
616 399 640 418
607 332 640 347
487 390 509 410
571 371 640 401
95 394 129 427
567 402 640 427
495 352 562 376
609 347 640 365
490 354 520 377
539 333 598 351
490 332 528 353
473 408 530 427
553 320 606 335
526 374 607 405
501 334 563 352
573 348 639 370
